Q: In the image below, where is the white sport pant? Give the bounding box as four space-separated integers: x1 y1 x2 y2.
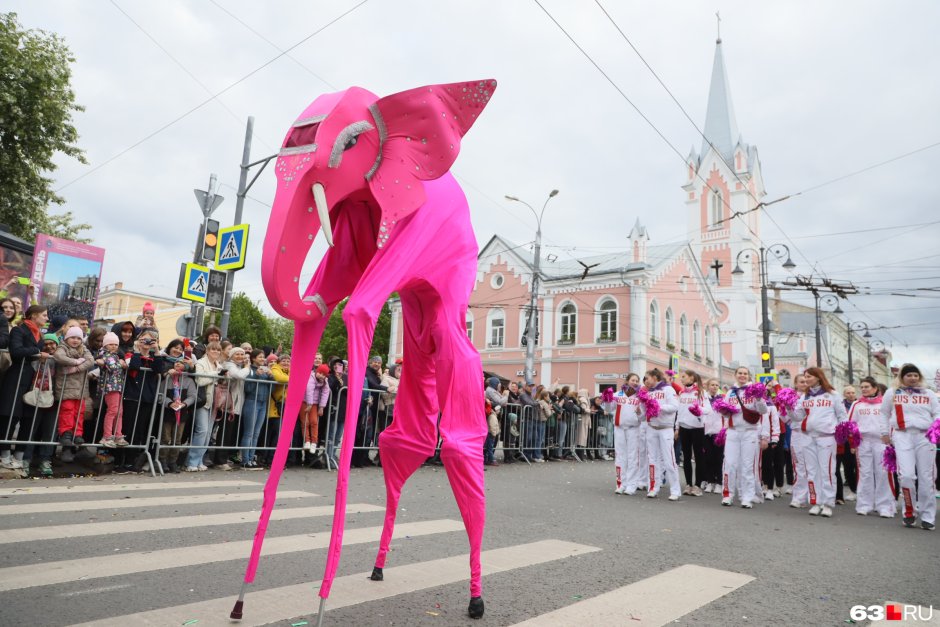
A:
789 430 809 505
855 434 895 517
803 434 836 507
722 428 758 505
893 429 937 525
614 425 641 492
637 422 649 487
646 426 680 497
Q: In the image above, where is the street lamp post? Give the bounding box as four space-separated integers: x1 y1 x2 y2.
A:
505 189 559 386
846 321 871 385
732 244 796 372
812 292 842 370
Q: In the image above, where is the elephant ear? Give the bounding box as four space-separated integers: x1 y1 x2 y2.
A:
366 79 497 243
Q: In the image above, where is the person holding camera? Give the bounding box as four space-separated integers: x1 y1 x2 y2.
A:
116 327 168 472
239 349 274 469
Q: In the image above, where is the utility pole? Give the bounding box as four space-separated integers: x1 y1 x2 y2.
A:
781 276 858 373
505 190 559 385
217 117 277 339
732 243 795 372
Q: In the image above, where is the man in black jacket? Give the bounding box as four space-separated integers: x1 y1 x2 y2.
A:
352 355 387 468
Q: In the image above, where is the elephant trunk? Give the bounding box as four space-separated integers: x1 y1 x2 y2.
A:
262 183 327 321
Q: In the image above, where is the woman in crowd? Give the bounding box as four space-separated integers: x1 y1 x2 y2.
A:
880 363 938 530
186 341 223 472
158 340 197 473
759 401 784 501
530 389 551 463
0 305 49 471
784 373 809 507
716 366 768 509
612 378 642 494
701 378 724 493
849 376 895 518
790 367 846 518
111 321 137 355
836 385 859 505
239 349 274 469
677 370 709 496
638 368 681 501
213 346 250 469
322 356 348 469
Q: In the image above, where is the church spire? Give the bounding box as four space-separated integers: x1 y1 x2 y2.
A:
701 35 740 163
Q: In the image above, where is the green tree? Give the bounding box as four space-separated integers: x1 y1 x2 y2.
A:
226 293 273 347
310 298 392 362
0 13 90 242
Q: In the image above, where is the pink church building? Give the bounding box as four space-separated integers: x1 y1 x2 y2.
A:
387 36 774 391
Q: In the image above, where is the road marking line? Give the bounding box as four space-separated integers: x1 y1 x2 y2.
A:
58 583 133 598
0 479 259 496
510 564 754 626
0 503 384 544
0 490 316 515
74 539 600 627
0 518 465 592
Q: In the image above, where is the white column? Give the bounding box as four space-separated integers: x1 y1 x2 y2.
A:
387 300 402 364
539 295 555 386
629 280 648 376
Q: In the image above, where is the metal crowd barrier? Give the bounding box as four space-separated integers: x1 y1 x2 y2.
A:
0 352 159 477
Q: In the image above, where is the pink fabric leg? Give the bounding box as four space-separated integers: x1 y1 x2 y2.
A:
374 301 440 568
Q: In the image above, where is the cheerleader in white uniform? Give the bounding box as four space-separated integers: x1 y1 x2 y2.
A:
880 364 939 530
790 367 847 518
849 376 894 518
677 370 710 497
612 381 642 495
624 373 649 490
717 367 768 508
702 379 724 493
637 369 681 501
754 403 780 502
783 373 810 508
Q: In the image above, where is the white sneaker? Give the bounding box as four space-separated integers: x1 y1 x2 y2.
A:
741 502 753 509
303 442 311 451
808 505 822 516
701 481 709 491
624 489 637 495
668 494 680 502
721 497 733 506
790 500 805 509
184 466 200 472
764 490 775 501
773 487 781 497
614 486 625 495
198 464 208 471
845 491 856 502
646 491 659 498
821 505 833 518
785 485 793 495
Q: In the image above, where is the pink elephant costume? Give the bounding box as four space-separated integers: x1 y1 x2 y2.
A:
231 80 497 623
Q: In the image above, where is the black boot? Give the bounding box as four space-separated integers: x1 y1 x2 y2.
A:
468 596 484 619
370 566 383 581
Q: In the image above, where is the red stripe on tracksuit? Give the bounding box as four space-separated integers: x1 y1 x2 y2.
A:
902 488 914 518
894 403 906 430
649 465 655 492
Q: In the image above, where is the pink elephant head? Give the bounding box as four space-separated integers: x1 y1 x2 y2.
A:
262 80 497 322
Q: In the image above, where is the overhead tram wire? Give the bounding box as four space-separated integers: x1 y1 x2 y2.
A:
530 0 763 246
55 0 371 193
109 0 278 154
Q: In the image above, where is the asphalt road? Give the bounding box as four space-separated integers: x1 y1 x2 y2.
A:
0 459 936 626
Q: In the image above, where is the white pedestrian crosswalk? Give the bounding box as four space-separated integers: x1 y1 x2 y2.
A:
0 476 765 626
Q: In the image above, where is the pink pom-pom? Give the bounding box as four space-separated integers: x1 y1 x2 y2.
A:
882 445 897 474
714 427 727 447
602 388 615 404
664 370 676 377
835 421 861 448
773 387 799 417
712 396 739 416
645 397 661 419
637 387 650 402
689 403 703 417
743 382 768 404
927 419 940 445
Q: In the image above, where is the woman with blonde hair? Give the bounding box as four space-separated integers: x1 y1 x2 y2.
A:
186 341 224 472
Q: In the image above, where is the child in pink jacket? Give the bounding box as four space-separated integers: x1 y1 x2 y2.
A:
302 364 331 452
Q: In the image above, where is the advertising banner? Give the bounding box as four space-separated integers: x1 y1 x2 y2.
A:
30 234 106 322
0 231 34 312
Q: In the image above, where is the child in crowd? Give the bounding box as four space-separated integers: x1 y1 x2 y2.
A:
303 364 331 453
52 327 94 452
96 332 128 448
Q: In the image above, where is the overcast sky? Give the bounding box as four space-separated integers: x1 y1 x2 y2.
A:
9 1 940 379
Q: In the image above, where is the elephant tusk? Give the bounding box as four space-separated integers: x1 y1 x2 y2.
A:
312 183 334 247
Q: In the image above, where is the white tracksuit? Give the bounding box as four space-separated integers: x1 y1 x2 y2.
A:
719 386 768 505
638 384 681 497
780 404 809 506
791 388 847 508
848 397 894 517
881 387 939 525
613 392 642 493
637 421 650 488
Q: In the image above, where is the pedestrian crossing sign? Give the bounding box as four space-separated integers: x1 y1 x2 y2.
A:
757 373 778 385
215 224 249 271
178 262 210 303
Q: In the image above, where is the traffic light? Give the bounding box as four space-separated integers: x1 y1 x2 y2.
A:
201 219 220 262
761 345 773 371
